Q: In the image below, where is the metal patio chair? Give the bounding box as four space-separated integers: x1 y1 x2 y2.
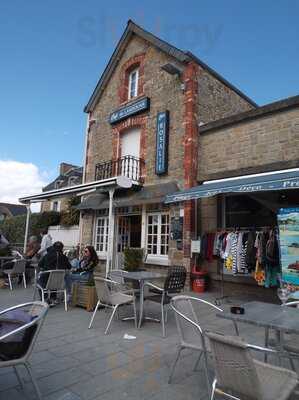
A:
206 331 298 400
88 277 137 334
109 269 129 287
142 265 187 337
168 295 239 393
33 270 68 311
3 259 27 290
0 301 49 400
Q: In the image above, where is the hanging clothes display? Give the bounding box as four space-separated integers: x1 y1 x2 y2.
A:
199 227 280 288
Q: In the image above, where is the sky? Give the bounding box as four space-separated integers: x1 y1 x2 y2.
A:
1 0 299 206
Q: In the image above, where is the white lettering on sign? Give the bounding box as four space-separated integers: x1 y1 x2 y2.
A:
109 98 149 124
156 111 169 174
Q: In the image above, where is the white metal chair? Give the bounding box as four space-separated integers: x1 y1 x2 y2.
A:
206 331 298 400
0 301 49 400
34 270 68 311
169 295 239 393
88 277 137 335
3 259 27 290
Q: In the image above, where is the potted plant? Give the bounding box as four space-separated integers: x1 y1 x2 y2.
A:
123 248 144 290
123 247 144 272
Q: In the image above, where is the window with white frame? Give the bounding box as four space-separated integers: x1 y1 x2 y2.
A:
146 213 169 257
55 180 63 189
51 200 60 212
128 68 139 99
94 217 109 254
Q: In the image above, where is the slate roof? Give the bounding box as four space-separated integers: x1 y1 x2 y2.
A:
84 20 257 113
42 166 83 192
0 203 27 217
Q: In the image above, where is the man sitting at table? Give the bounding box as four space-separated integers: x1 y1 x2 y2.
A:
38 241 71 306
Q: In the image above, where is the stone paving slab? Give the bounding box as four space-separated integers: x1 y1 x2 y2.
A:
0 285 298 400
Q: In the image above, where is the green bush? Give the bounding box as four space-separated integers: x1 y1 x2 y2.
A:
123 248 144 272
60 196 80 226
0 211 60 244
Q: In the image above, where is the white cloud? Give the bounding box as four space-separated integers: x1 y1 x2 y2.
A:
0 160 49 212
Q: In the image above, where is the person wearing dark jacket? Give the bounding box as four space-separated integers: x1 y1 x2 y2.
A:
38 241 71 305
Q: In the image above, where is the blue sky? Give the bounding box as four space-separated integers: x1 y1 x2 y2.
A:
1 0 299 201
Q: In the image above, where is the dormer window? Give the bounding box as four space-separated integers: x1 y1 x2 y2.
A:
128 68 139 99
55 180 63 189
68 176 77 186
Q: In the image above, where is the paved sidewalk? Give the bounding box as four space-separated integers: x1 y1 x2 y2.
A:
0 286 297 400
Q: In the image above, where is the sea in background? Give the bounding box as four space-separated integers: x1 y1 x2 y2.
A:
278 208 299 286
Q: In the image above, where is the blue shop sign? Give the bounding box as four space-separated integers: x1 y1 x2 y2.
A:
109 97 150 124
155 111 169 175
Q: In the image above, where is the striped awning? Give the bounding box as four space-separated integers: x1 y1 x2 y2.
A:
165 168 299 203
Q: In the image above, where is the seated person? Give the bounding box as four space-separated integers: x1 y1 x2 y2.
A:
23 236 41 283
25 236 40 259
66 248 80 270
38 241 71 305
66 246 99 301
70 246 98 283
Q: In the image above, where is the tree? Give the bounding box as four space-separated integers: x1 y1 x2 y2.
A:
0 211 60 244
60 196 80 226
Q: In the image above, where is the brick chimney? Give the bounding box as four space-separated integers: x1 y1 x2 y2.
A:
59 162 76 175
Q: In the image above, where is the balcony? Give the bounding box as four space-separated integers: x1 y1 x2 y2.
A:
95 155 145 184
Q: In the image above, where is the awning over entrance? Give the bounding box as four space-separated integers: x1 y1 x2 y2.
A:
19 176 133 204
18 176 134 275
165 169 299 203
78 181 179 210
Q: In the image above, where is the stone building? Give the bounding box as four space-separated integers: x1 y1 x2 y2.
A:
20 20 299 294
78 20 255 274
41 163 83 213
166 95 299 295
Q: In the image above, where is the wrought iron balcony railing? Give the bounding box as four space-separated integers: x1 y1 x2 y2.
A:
95 155 144 183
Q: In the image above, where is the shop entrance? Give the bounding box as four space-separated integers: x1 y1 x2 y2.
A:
114 214 142 268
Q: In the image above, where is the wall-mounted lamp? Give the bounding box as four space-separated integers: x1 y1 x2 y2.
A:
161 63 183 77
88 119 97 129
161 63 184 91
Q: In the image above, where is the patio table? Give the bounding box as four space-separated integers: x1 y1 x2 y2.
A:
110 270 166 328
217 300 299 361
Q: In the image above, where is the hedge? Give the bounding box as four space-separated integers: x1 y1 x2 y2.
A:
0 211 60 244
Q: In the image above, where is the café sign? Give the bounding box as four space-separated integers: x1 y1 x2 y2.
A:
155 111 169 175
109 97 150 124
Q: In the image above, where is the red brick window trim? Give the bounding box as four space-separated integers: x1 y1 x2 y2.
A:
118 53 145 104
112 116 147 181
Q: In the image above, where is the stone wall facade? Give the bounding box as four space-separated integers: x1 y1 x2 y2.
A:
197 69 254 125
41 197 69 213
82 32 254 275
198 105 299 279
199 107 299 181
85 35 186 187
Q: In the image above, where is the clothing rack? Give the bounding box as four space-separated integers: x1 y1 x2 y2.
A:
214 225 276 306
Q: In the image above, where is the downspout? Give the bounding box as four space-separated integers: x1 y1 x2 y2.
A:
23 204 31 253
